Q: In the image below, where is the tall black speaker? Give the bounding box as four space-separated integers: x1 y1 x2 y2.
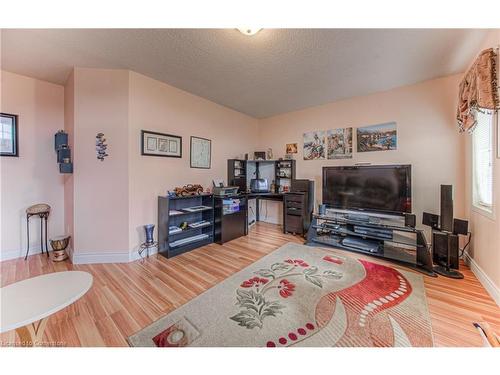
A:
440 185 453 232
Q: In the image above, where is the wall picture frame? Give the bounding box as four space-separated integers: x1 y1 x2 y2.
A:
190 136 211 169
141 130 182 158
0 113 19 157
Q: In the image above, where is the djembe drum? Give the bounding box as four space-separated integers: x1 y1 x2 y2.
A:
49 235 70 262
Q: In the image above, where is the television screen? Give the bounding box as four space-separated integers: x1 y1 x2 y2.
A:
322 165 411 215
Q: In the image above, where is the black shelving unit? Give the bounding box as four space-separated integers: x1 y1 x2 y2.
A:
306 212 435 276
158 194 214 258
227 159 247 193
275 160 296 193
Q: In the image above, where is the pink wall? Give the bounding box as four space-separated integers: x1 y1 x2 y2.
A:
128 71 259 253
64 70 75 257
71 68 130 259
464 30 500 299
257 74 466 230
0 71 65 260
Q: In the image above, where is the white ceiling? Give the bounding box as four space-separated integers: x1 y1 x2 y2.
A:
1 29 488 118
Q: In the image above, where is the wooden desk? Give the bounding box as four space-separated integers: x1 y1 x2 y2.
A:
245 192 284 222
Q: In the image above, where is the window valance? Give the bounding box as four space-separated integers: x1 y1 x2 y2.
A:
457 48 499 133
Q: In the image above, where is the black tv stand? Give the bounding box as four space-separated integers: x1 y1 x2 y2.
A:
306 212 436 276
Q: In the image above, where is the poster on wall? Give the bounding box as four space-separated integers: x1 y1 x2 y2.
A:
190 136 211 169
356 122 397 152
141 130 182 157
303 130 326 160
327 127 352 159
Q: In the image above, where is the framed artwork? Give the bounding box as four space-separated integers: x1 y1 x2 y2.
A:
357 122 397 152
141 130 182 157
190 136 211 169
0 113 19 157
286 143 298 154
327 127 352 159
303 130 326 160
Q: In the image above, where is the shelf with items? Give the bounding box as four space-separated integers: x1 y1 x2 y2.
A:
274 159 296 193
228 159 248 193
158 194 214 258
306 212 434 276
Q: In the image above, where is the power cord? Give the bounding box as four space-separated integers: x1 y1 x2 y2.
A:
459 232 472 258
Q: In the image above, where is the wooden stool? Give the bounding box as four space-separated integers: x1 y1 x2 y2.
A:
49 235 70 262
25 204 50 260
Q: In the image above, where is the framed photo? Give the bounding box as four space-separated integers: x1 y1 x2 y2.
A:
0 113 19 157
357 122 397 152
303 130 326 160
286 143 298 154
141 130 182 158
190 136 211 169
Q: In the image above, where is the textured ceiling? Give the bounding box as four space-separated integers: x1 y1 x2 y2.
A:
1 29 488 118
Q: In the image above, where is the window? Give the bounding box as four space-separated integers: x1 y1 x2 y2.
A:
472 111 494 213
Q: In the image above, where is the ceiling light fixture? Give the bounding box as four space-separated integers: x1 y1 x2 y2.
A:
237 28 262 36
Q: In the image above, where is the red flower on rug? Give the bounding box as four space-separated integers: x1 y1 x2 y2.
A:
284 259 309 267
241 276 269 288
278 279 296 298
323 255 343 265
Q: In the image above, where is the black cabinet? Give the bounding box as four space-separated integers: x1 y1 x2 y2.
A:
227 159 247 192
214 195 248 244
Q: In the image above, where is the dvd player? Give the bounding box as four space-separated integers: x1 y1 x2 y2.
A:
342 236 381 253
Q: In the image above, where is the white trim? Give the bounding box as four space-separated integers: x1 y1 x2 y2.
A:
71 251 131 264
0 248 44 262
464 251 500 307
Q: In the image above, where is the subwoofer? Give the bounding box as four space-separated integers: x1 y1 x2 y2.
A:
432 231 462 279
404 213 416 228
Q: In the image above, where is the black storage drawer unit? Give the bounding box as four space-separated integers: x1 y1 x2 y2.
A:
283 192 307 235
214 195 248 244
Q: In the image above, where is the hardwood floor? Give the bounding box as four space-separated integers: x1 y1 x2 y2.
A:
1 222 499 347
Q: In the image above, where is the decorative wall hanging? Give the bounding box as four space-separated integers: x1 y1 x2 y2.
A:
96 133 108 161
0 113 18 157
190 136 211 168
141 130 182 158
457 48 499 133
327 127 353 159
356 122 397 152
54 130 73 173
303 130 326 160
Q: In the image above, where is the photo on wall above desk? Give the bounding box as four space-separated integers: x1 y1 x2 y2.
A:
303 130 326 160
141 130 182 158
190 136 211 169
327 127 352 159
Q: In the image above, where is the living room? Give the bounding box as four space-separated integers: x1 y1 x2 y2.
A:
1 2 499 374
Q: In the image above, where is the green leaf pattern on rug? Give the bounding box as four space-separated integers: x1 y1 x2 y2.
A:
230 259 343 329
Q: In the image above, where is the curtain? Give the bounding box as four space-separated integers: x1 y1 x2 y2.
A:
457 48 499 133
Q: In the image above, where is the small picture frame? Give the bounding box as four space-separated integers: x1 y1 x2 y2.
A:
141 130 182 158
0 113 19 157
190 136 211 169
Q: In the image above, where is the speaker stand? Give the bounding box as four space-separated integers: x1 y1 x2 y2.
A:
433 265 464 279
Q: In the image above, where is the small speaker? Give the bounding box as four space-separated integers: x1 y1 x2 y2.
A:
453 218 469 236
432 231 459 270
404 213 416 228
59 162 73 174
440 185 454 232
422 212 439 229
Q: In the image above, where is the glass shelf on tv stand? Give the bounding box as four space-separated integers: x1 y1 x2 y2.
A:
314 213 417 233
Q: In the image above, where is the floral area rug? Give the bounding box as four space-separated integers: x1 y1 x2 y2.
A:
128 243 433 347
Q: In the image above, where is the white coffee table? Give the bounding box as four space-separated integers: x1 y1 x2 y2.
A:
0 271 93 346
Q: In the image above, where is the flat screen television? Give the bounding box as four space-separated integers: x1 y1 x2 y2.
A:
322 165 411 215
